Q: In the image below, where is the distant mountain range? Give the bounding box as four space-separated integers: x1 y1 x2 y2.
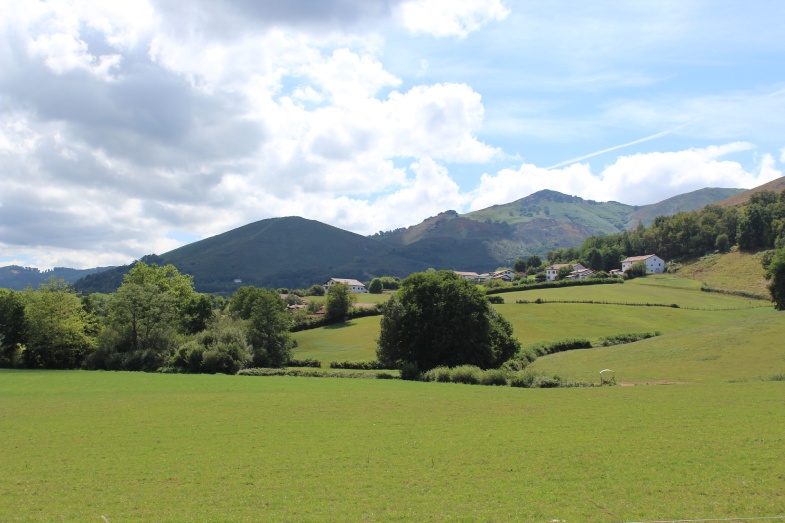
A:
0 186 749 293
0 266 113 291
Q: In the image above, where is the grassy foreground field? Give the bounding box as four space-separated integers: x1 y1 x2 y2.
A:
1 370 784 522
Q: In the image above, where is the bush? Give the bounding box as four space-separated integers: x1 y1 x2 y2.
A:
288 358 322 368
598 331 661 346
532 375 561 388
449 365 481 384
509 370 540 388
423 366 453 383
399 361 421 381
329 360 387 370
479 368 508 386
487 295 505 304
528 338 592 357
376 372 396 379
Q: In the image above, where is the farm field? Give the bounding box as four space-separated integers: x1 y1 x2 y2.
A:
293 276 784 384
1 370 784 522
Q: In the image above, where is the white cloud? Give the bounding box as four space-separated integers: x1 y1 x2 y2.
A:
470 143 781 210
397 0 509 38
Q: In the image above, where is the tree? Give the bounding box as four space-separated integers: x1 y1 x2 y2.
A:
376 270 520 371
22 278 96 369
0 289 28 366
325 282 355 323
513 258 527 273
766 248 785 311
715 233 730 253
586 249 604 271
229 287 293 367
368 278 383 294
556 265 574 280
105 262 208 370
526 255 542 271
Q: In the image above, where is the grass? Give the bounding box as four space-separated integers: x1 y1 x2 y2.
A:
293 316 382 365
674 249 770 296
1 370 783 522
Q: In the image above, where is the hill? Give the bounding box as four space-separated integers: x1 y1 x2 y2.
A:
376 188 742 267
715 176 785 207
75 217 431 294
0 265 112 291
70 187 742 293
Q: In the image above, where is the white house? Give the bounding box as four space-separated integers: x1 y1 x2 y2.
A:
621 254 665 274
323 278 369 293
491 269 515 281
545 263 585 281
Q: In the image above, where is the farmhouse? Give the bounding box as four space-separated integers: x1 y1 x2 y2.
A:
567 268 595 280
545 263 585 281
323 278 369 293
621 254 665 274
454 271 481 281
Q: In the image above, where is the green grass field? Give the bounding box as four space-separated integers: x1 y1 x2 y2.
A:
2 371 783 522
4 272 785 521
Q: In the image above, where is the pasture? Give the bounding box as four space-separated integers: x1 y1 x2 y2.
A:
1 370 784 522
293 276 784 384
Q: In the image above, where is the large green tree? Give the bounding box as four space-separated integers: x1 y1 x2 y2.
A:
376 270 520 370
105 262 210 370
229 286 293 367
325 282 355 323
0 289 28 366
22 278 96 369
766 248 785 311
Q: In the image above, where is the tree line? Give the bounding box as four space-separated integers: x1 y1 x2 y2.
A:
0 262 357 373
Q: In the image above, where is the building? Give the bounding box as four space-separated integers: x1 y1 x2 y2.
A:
621 255 665 274
545 263 585 281
323 278 369 293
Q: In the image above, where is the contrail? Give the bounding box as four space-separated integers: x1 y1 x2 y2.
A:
546 86 785 170
545 119 700 170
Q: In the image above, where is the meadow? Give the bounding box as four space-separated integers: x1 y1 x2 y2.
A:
2 370 784 522
3 269 785 521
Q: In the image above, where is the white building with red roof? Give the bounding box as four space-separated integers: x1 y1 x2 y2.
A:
621 254 665 274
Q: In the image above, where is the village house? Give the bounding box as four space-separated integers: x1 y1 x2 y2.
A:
454 271 481 281
567 267 595 280
621 254 665 274
545 263 585 281
323 278 369 293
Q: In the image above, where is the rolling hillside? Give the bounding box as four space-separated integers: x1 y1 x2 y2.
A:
68 187 743 293
714 176 785 207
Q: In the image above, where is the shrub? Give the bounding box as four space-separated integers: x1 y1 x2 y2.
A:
376 372 396 379
487 295 505 304
449 365 481 385
329 360 387 370
288 358 322 368
509 370 540 388
479 368 508 386
528 338 592 357
423 366 452 382
598 331 661 346
765 372 785 382
532 375 561 388
399 361 421 381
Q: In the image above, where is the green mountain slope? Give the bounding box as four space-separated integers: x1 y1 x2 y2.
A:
0 265 112 291
76 217 431 294
68 187 743 293
629 187 745 225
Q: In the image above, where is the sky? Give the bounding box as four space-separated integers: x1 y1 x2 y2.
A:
1 0 784 269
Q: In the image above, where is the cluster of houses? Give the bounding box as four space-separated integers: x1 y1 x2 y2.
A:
321 254 666 294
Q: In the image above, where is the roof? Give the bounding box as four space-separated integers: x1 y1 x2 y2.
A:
546 264 572 270
454 271 480 277
622 254 658 263
325 278 366 287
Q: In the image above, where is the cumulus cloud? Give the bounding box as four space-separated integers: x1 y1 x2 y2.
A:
397 0 509 38
469 143 781 211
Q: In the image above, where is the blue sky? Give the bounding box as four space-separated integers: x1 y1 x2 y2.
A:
1 0 783 268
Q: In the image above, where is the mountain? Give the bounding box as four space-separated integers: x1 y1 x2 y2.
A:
75 217 431 294
67 187 743 294
714 176 785 208
629 187 746 226
0 265 113 291
376 188 744 266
